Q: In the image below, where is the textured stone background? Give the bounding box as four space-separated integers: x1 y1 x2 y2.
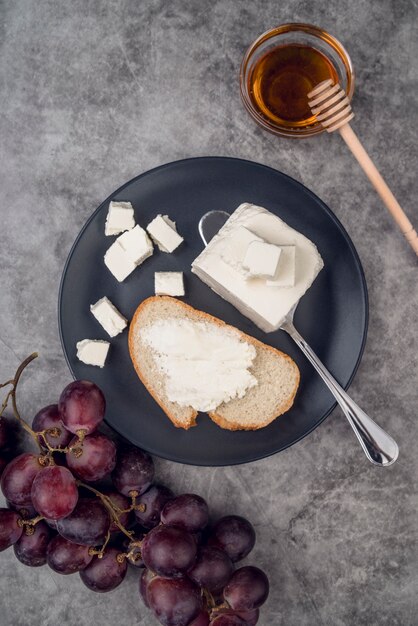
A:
1 1 417 624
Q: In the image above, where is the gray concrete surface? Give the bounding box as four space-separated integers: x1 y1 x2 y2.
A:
1 1 417 624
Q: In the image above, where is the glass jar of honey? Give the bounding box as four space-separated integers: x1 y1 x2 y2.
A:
240 23 355 138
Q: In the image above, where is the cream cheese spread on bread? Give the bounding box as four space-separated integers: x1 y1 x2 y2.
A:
139 317 257 412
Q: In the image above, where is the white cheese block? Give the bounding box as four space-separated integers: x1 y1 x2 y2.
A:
104 240 137 282
243 240 282 278
117 225 154 265
154 272 185 296
105 201 135 236
192 203 324 333
267 245 296 287
76 339 110 367
220 226 264 277
90 297 127 338
146 214 183 253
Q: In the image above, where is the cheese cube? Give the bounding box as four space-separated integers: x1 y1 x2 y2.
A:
104 240 137 282
117 225 154 265
155 272 185 296
76 339 110 367
267 245 296 287
90 297 127 338
220 226 264 276
243 241 282 278
105 201 135 236
146 214 183 253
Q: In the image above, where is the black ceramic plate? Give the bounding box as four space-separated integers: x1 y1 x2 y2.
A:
59 157 368 466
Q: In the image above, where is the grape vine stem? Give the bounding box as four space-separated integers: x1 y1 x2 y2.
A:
89 531 111 559
76 480 141 542
0 353 42 447
18 514 45 534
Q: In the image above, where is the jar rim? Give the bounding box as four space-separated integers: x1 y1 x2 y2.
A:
239 23 355 138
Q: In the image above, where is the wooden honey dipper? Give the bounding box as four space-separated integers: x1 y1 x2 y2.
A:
308 79 418 256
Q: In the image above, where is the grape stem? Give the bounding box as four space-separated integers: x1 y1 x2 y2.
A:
89 531 111 559
0 353 42 447
76 481 140 541
200 589 232 615
17 515 45 534
119 491 145 514
0 379 14 389
210 602 230 615
117 542 142 564
36 429 85 456
201 589 224 613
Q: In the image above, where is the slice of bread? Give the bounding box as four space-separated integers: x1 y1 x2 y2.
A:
128 296 300 430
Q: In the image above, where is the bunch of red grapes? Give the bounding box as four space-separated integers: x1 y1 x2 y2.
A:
0 357 269 626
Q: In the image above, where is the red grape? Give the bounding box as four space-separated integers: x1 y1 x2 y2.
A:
189 611 210 626
208 516 255 562
213 609 259 626
161 494 209 533
56 498 110 546
236 609 259 625
210 616 246 626
111 446 154 497
13 521 52 566
103 490 132 532
1 453 43 506
32 404 72 448
147 576 202 626
0 508 23 551
79 548 127 592
139 568 154 607
223 567 269 611
0 417 10 449
135 483 174 529
47 534 92 574
141 525 197 577
66 433 117 482
31 465 78 520
188 546 233 591
59 380 105 435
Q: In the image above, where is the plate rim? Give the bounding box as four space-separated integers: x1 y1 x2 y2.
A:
58 156 369 466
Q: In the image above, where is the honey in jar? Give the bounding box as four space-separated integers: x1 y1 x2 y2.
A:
248 44 339 129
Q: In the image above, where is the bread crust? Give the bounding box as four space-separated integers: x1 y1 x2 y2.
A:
128 296 300 430
208 382 298 431
128 297 198 429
